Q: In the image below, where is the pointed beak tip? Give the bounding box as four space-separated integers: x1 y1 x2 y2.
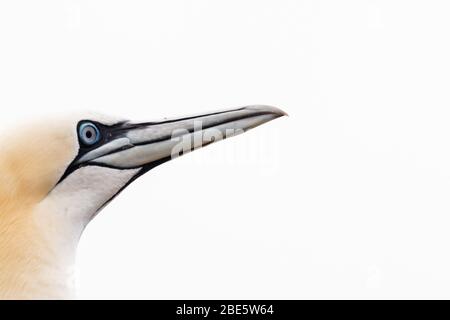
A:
245 105 289 118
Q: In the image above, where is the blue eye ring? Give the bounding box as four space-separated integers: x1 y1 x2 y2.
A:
79 122 101 146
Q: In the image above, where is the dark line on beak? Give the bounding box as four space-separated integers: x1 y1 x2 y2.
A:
130 110 277 147
118 107 247 130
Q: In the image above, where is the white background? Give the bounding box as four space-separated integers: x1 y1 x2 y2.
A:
1 0 450 299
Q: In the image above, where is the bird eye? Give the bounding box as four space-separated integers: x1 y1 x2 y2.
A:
79 122 101 146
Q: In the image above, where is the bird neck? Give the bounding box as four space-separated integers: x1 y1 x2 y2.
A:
0 203 79 300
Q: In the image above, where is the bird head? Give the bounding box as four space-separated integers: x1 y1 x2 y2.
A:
0 106 286 255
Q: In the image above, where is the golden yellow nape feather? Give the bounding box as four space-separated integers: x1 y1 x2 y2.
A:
0 118 78 205
0 117 79 299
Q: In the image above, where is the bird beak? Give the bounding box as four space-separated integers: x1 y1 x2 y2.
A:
77 105 287 171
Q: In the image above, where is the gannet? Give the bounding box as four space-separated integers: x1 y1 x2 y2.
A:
0 105 286 299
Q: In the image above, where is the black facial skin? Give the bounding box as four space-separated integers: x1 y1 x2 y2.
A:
53 120 173 214
57 121 133 184
56 120 175 184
